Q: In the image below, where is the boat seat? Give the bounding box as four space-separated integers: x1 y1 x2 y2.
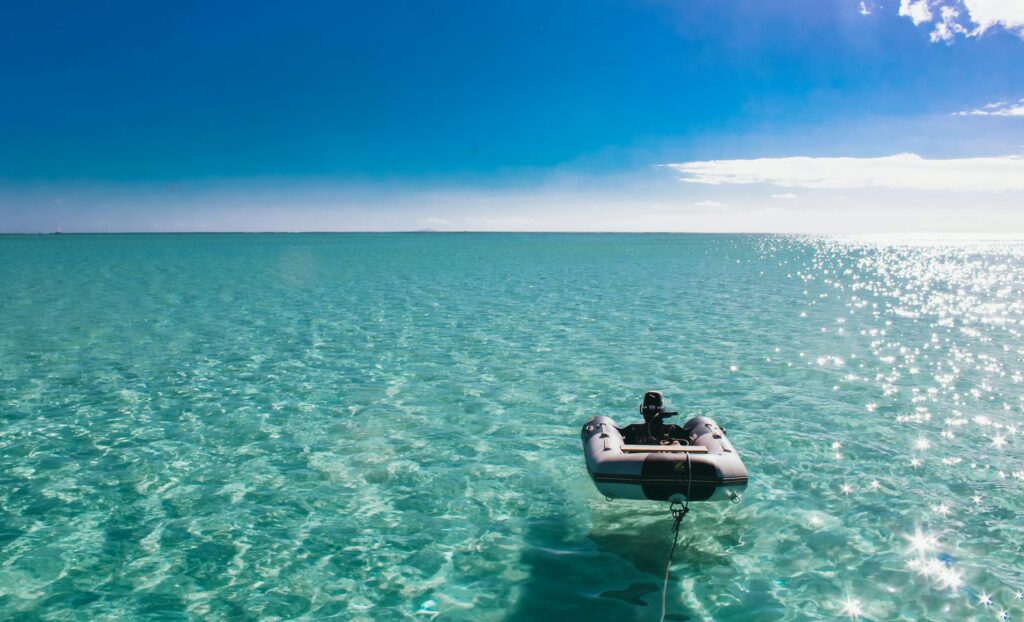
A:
620 444 709 453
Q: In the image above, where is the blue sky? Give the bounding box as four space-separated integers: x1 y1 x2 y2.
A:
2 1 1023 232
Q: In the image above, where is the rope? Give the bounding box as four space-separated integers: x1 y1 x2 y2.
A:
659 451 692 622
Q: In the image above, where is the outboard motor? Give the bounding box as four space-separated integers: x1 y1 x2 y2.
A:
641 390 679 438
640 391 665 422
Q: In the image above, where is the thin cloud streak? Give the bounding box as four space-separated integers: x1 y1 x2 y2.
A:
955 98 1024 116
666 153 1024 191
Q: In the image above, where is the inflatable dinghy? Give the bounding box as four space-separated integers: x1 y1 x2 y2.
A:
581 392 748 503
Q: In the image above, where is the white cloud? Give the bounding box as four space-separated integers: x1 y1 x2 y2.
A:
931 5 969 42
900 0 933 25
896 0 1024 40
666 153 1024 192
963 0 1024 34
772 193 799 199
693 199 727 207
956 98 1024 116
859 2 873 16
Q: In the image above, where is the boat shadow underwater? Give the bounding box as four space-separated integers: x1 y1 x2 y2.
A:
505 506 743 621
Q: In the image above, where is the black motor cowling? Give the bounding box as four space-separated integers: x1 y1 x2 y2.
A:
640 391 665 422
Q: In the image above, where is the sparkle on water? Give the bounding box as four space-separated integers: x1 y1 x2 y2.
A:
1 233 1022 620
840 595 864 618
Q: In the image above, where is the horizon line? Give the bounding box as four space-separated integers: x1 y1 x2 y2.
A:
5 230 1024 238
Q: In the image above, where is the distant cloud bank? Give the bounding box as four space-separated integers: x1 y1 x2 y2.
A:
666 153 1024 191
893 0 1024 42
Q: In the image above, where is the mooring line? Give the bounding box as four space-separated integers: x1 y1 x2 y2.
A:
659 451 692 622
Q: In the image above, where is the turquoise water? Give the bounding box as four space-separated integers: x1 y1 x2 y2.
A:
1 233 1022 621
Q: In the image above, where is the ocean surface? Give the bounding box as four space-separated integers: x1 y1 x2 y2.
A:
1 233 1022 621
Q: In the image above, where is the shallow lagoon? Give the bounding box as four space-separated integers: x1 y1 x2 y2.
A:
1 233 1021 620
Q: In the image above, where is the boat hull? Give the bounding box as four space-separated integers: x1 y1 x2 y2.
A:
581 415 748 503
